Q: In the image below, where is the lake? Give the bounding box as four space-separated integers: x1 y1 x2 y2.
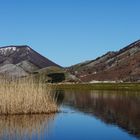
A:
0 90 140 140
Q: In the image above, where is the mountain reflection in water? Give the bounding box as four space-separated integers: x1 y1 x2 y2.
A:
63 90 140 138
0 114 55 140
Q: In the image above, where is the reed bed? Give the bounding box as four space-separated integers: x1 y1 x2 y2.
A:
0 78 58 115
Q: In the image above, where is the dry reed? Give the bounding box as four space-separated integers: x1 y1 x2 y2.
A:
0 77 58 115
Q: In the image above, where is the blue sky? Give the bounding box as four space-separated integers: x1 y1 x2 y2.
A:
0 0 140 66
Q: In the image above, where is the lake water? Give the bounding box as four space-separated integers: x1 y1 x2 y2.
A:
0 90 140 140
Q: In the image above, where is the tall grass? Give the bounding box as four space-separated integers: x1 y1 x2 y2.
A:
0 77 58 115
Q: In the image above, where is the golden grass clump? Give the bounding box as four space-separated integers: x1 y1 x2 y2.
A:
0 78 58 115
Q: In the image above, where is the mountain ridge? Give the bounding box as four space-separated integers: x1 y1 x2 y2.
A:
68 39 140 82
1 40 140 83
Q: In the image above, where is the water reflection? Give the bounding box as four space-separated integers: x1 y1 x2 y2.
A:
0 90 139 140
54 90 65 105
0 114 55 140
63 90 140 138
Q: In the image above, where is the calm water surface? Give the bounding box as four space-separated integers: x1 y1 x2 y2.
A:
1 90 140 140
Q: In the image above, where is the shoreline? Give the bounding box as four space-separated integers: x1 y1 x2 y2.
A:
53 83 140 91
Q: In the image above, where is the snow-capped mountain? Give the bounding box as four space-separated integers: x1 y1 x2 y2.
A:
0 45 60 77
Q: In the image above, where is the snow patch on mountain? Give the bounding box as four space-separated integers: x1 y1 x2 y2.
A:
0 47 17 55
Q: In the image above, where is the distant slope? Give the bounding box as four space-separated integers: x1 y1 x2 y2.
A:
32 66 79 83
68 40 140 82
0 64 28 77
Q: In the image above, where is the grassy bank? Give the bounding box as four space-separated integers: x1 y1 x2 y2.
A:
54 83 140 91
0 78 58 115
